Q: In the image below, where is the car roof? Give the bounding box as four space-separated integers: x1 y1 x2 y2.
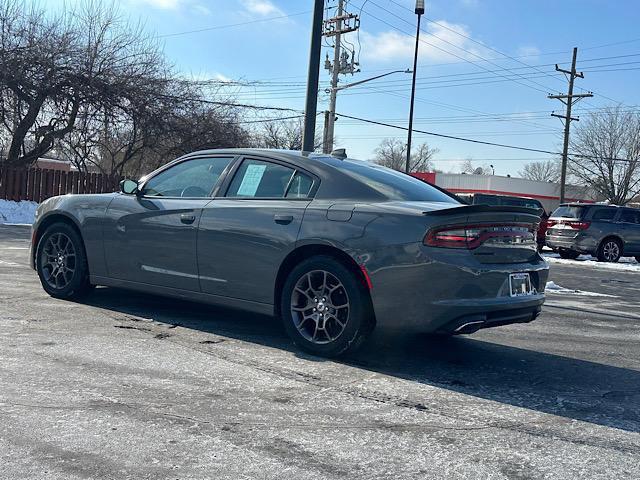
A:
560 203 621 209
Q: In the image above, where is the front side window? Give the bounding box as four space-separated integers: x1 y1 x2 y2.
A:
591 208 616 222
226 159 300 198
143 157 233 198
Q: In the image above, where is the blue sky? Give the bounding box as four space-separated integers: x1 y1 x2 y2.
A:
52 0 640 175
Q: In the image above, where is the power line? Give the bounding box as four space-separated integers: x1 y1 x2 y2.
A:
237 114 305 124
157 11 310 38
334 111 637 164
383 0 627 105
362 1 556 95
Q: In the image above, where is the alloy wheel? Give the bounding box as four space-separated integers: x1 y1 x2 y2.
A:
290 270 350 344
40 232 76 289
602 241 620 262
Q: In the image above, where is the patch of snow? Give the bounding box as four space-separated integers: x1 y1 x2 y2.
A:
545 281 617 297
0 199 38 225
543 253 640 272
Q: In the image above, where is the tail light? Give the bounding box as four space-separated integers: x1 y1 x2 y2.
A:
424 224 535 249
566 221 590 230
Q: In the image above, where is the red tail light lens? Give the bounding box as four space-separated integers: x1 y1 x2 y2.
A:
424 224 535 249
567 221 591 230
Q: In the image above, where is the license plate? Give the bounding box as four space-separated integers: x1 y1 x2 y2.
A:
510 273 533 297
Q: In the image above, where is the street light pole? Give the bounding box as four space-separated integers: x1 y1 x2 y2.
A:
301 0 325 153
405 0 424 173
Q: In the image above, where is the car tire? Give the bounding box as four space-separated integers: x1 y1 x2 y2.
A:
558 249 580 260
35 222 93 299
597 238 622 263
636 256 640 264
280 255 373 358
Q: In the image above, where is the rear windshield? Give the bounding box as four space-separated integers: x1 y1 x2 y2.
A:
336 160 458 203
551 205 586 219
475 195 543 210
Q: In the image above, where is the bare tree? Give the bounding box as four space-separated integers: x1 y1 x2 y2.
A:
460 158 492 175
569 106 640 204
255 118 320 151
519 159 561 182
374 138 437 172
0 1 166 167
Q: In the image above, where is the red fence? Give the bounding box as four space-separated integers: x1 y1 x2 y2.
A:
0 167 118 203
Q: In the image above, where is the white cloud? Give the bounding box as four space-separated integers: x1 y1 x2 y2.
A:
361 20 488 64
134 0 183 9
517 45 541 59
130 0 210 14
213 73 233 83
240 0 284 17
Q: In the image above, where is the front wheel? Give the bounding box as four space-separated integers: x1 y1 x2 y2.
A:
597 238 622 263
36 222 92 299
280 256 373 357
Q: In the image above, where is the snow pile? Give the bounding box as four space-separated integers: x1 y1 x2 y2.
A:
544 254 640 272
0 199 38 225
545 281 617 297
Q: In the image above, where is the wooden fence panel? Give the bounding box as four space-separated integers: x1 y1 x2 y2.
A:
34 169 42 203
0 167 116 202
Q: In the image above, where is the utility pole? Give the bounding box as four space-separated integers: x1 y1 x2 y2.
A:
322 0 360 153
302 0 325 153
406 0 425 173
548 47 593 203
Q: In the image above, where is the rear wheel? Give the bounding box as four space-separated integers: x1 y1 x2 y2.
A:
597 238 622 263
635 256 640 264
558 249 580 260
36 223 92 299
280 256 373 357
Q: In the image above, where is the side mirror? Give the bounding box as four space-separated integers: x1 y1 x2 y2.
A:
120 179 139 195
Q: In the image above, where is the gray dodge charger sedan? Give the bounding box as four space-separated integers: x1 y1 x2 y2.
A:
30 149 548 357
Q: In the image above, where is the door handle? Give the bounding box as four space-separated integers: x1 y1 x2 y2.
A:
180 214 196 225
274 214 294 225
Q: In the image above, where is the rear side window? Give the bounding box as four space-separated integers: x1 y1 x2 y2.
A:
591 208 616 222
285 172 314 198
620 209 640 224
551 206 585 219
226 159 313 199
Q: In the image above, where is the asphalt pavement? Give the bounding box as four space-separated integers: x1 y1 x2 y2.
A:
1 224 639 479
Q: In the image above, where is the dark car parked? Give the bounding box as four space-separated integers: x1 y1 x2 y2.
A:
457 193 548 251
546 203 640 262
30 149 548 357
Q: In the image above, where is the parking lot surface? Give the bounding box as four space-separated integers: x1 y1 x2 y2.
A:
1 224 639 479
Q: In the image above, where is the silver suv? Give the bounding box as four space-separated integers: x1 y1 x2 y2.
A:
546 204 640 262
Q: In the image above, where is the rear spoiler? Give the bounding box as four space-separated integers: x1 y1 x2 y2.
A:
423 204 543 217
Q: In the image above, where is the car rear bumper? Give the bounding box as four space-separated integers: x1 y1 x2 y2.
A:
546 233 596 253
435 301 543 334
365 243 549 333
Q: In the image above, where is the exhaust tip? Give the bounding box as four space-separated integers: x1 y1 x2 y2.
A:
453 320 485 334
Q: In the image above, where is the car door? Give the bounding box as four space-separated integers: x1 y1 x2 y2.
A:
619 209 640 254
103 155 235 290
197 156 317 304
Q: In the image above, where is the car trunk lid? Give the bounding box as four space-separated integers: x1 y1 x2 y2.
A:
423 205 540 264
